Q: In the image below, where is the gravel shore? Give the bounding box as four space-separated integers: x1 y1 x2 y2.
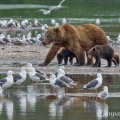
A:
0 44 120 74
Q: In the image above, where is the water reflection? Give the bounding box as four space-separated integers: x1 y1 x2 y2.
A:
49 96 76 120
82 99 108 120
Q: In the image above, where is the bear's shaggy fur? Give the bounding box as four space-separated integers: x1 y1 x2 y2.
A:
57 48 78 65
39 23 116 66
87 44 118 67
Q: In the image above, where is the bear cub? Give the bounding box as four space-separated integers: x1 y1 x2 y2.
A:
87 44 118 67
57 48 78 65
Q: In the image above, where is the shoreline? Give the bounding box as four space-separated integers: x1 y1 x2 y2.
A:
0 45 120 74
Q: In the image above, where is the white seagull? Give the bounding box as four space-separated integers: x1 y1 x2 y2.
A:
38 8 53 15
27 68 47 86
56 67 77 86
98 86 109 102
62 18 67 24
34 19 42 27
95 18 100 26
48 73 70 94
49 0 65 10
0 70 14 90
81 73 103 95
13 67 27 90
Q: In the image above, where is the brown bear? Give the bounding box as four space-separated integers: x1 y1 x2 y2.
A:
39 23 118 66
87 44 118 67
57 48 78 65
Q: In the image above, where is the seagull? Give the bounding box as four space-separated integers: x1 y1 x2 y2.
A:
95 18 100 26
0 70 14 90
81 73 103 95
26 63 46 76
21 19 31 28
98 86 109 102
0 20 7 27
7 19 16 27
56 67 77 86
0 34 10 44
55 66 66 77
27 68 47 86
34 19 42 27
38 8 53 15
0 86 3 99
51 19 56 26
62 18 67 24
48 73 71 94
13 67 27 90
49 0 65 10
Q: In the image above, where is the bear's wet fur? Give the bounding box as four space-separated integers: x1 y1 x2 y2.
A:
57 48 78 65
87 44 118 67
39 23 119 66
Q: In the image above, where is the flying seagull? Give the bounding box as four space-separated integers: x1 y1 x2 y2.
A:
49 0 65 10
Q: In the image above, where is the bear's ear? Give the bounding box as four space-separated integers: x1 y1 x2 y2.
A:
54 27 59 33
93 48 96 51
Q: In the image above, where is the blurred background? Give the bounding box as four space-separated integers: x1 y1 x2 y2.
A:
0 0 120 39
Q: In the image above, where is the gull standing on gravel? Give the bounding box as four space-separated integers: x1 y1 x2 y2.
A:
0 71 14 90
81 73 103 95
62 18 67 24
34 19 42 27
13 67 27 90
98 86 109 102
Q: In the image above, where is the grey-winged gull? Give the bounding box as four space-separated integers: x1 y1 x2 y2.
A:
13 66 27 90
81 73 103 95
26 63 47 79
98 86 109 102
0 70 14 89
56 66 77 86
27 68 46 86
48 73 70 94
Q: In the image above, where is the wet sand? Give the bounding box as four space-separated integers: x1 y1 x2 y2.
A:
0 44 120 74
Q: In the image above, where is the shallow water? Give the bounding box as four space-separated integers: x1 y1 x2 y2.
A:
0 74 120 120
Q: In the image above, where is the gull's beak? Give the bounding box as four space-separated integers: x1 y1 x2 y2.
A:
26 68 29 71
24 65 27 67
64 67 66 70
47 75 50 78
53 68 57 72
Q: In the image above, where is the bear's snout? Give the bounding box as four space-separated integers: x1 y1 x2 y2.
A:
88 54 92 59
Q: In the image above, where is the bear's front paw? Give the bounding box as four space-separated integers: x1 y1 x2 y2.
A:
38 63 47 66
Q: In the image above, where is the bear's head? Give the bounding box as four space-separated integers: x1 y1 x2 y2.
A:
87 47 98 59
42 26 63 45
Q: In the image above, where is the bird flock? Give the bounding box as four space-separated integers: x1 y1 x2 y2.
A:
0 63 109 102
0 17 67 46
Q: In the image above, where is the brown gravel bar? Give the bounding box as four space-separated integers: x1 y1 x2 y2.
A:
0 44 120 74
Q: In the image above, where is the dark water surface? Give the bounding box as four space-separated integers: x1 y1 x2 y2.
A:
0 74 120 120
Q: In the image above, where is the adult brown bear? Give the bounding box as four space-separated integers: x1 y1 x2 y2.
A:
39 23 118 66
